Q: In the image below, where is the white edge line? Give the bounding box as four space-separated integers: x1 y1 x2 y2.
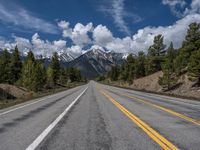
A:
26 87 88 150
0 87 80 116
0 98 46 116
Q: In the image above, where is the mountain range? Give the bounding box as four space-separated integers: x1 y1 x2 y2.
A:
64 49 128 78
0 48 129 78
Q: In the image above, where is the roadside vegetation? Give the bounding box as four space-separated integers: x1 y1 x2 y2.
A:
0 48 86 107
101 22 200 92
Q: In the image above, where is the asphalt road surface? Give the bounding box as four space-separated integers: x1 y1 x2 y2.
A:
0 81 199 150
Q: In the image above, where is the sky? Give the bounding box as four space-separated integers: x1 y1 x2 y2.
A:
0 0 199 57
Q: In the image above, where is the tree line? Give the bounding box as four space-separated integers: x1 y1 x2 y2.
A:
0 48 85 92
107 22 200 90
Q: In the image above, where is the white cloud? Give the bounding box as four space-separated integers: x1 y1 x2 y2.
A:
106 37 134 53
0 33 70 58
92 13 200 54
67 45 83 56
71 23 93 47
162 0 187 17
98 0 141 35
58 21 93 47
184 0 200 15
0 2 58 34
58 20 70 29
14 36 32 53
31 33 69 57
90 45 105 51
162 0 200 17
162 0 186 7
110 0 130 34
106 13 200 53
58 21 72 37
0 40 13 50
93 25 114 46
53 40 66 49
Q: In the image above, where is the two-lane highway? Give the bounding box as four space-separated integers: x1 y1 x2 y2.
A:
0 81 199 150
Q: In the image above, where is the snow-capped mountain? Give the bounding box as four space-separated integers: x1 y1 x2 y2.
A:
65 48 129 78
0 47 131 78
57 51 75 62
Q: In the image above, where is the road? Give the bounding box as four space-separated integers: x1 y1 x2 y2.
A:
0 81 199 150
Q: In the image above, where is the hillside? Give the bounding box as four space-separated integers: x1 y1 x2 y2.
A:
131 71 163 92
0 84 30 99
130 71 200 99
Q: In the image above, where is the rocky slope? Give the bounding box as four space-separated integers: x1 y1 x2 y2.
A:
65 49 128 78
130 71 200 99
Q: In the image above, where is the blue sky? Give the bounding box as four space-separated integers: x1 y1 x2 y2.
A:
0 0 199 57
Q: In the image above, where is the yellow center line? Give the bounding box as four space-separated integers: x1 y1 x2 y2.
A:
100 90 179 150
120 93 200 126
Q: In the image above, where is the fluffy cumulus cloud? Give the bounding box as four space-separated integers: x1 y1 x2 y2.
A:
0 36 32 53
92 13 200 54
0 33 70 58
58 21 72 37
31 33 68 57
58 21 93 47
93 24 114 46
67 45 82 56
131 14 200 51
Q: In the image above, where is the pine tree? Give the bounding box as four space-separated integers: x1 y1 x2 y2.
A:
148 34 166 56
20 51 46 91
146 34 166 74
109 66 120 81
119 62 129 81
126 54 136 84
46 66 54 87
174 51 186 76
32 61 46 91
135 51 146 78
0 49 11 83
159 42 177 90
67 67 82 82
188 49 200 85
59 67 69 84
21 54 36 90
26 51 35 62
75 69 82 82
182 22 200 58
48 52 60 85
9 46 22 84
118 54 136 83
177 22 200 71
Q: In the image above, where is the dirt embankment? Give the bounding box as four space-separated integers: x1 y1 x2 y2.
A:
131 71 163 92
0 84 31 99
130 71 200 99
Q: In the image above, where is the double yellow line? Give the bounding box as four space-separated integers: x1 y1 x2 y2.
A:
121 94 200 126
101 90 179 150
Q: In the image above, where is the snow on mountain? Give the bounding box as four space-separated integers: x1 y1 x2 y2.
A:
65 48 130 78
0 46 132 78
57 50 75 62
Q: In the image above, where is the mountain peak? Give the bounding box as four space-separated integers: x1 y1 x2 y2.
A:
57 50 75 62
